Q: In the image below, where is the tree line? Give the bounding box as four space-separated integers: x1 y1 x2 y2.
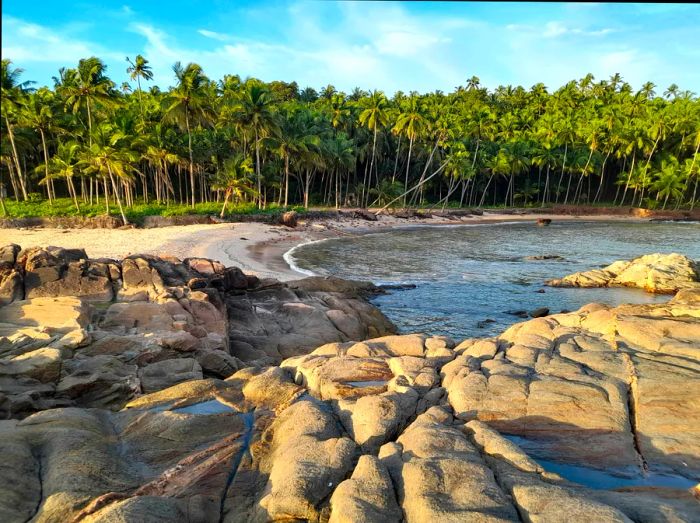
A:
2 56 699 224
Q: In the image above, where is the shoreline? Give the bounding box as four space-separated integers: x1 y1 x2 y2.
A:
1 212 689 282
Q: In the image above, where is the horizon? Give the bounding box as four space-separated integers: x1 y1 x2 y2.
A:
2 1 699 94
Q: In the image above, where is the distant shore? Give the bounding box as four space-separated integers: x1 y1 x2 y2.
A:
3 210 690 282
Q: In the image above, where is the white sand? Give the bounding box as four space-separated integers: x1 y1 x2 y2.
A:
0 212 645 281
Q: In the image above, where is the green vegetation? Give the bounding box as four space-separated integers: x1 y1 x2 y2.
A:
2 57 699 226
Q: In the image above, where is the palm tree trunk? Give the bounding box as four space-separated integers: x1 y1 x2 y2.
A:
4 117 28 200
284 155 290 208
594 151 611 203
555 143 567 204
621 152 636 206
39 128 52 204
185 111 195 208
404 135 414 206
366 127 378 207
479 173 495 207
255 129 262 209
108 168 129 225
220 189 231 218
392 134 401 183
541 165 550 207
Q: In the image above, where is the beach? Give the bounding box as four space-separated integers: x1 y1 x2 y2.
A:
0 211 659 281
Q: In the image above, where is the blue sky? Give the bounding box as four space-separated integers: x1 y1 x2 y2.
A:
3 1 699 94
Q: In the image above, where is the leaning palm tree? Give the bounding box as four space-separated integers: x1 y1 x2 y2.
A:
212 154 256 217
163 62 214 207
230 83 279 208
651 158 685 209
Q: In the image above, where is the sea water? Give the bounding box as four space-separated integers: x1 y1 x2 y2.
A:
286 220 700 339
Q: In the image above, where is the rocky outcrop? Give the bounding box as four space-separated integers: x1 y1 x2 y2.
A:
2 324 697 523
0 246 395 418
546 252 700 294
1 244 698 522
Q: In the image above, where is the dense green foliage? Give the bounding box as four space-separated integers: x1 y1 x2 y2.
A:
2 57 699 224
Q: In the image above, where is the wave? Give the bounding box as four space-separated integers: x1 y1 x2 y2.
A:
282 238 333 276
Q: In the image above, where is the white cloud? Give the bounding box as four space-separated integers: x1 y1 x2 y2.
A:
198 29 231 42
2 16 123 64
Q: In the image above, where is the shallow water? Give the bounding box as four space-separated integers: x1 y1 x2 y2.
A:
172 399 234 415
503 434 698 489
287 221 700 340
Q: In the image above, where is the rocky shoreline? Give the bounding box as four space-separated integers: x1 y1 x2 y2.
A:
1 246 699 522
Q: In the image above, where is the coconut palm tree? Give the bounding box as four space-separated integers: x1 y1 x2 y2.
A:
163 62 214 207
126 55 153 124
231 83 280 208
393 94 426 201
358 90 389 207
212 154 255 217
1 59 34 200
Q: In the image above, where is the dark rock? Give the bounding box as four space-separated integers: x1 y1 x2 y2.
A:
223 267 249 290
505 309 528 318
279 210 298 228
536 218 552 226
524 254 564 261
536 289 546 293
378 283 417 291
0 244 21 264
354 209 378 222
477 319 496 328
529 307 550 318
187 278 208 290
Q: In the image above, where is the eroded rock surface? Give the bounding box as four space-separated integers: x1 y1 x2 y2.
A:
0 246 394 418
1 244 698 522
546 252 700 294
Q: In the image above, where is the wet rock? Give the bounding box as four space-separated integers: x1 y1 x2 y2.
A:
547 253 700 294
353 209 379 222
529 307 549 318
525 254 564 261
536 218 552 226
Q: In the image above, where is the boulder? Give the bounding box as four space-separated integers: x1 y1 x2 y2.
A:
547 253 700 294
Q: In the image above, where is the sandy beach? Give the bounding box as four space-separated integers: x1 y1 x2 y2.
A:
0 212 656 281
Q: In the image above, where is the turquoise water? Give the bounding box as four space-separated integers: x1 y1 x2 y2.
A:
287 221 700 340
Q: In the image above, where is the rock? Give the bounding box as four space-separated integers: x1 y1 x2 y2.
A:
353 209 379 222
279 210 298 228
0 263 23 306
536 218 552 226
529 307 549 318
547 253 700 294
525 254 564 261
329 455 401 523
139 359 203 393
0 244 20 264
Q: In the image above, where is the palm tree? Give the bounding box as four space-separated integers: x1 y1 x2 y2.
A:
212 154 255 217
23 88 58 202
36 142 82 211
1 59 34 200
163 62 214 207
58 57 115 146
393 94 426 202
358 90 389 207
651 158 685 209
126 55 154 124
80 127 138 225
231 83 280 208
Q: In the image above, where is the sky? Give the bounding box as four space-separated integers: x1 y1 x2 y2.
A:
2 1 699 95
